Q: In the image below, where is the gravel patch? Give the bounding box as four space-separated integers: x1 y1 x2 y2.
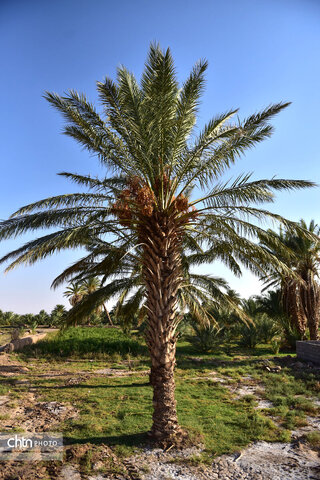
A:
255 399 274 409
292 415 320 438
129 440 320 480
0 395 9 406
221 441 320 480
59 465 81 480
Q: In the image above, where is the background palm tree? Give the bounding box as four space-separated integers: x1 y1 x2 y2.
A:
260 220 320 340
64 276 113 325
0 44 315 446
82 276 100 295
50 304 67 327
82 276 113 324
63 282 85 307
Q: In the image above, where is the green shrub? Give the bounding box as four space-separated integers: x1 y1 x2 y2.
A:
276 315 302 349
306 431 320 447
188 323 225 353
29 321 38 334
236 321 259 349
236 313 279 348
271 340 280 354
256 314 279 343
25 327 145 357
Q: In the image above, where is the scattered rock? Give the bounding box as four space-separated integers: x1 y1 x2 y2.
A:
295 361 305 369
65 375 90 385
0 393 78 432
127 440 320 479
1 333 48 352
265 366 282 373
0 395 10 406
221 440 320 480
256 399 273 409
261 361 282 373
59 465 82 480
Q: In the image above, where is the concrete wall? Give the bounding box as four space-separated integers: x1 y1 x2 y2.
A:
0 333 47 352
296 340 320 364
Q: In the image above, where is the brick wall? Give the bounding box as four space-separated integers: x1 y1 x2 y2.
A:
296 341 320 364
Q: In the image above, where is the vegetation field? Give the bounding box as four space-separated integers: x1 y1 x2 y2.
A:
24 327 145 357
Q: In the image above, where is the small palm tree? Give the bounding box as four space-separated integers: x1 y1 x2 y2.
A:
50 304 67 327
64 276 113 324
35 309 50 326
0 45 315 445
0 311 20 327
51 304 67 316
256 290 301 348
82 276 100 295
63 282 85 307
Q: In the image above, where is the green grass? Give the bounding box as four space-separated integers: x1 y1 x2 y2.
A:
30 370 280 458
0 331 12 345
176 378 280 454
306 431 320 447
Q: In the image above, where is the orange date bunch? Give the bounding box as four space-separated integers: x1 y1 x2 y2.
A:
110 175 198 226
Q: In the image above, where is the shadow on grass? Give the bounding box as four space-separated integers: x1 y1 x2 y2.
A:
24 338 148 357
63 432 149 447
175 341 297 371
275 356 320 382
36 381 150 390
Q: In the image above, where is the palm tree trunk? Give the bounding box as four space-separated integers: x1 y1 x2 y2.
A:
102 303 113 326
282 279 307 338
140 212 187 446
300 272 319 340
308 317 319 340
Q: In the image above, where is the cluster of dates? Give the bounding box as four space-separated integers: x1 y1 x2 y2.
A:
110 175 197 226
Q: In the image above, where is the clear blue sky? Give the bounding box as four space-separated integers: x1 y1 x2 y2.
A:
0 0 319 313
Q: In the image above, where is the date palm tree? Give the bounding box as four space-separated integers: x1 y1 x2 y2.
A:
63 281 85 307
0 44 315 446
260 220 320 339
82 276 113 324
64 276 113 324
50 304 67 327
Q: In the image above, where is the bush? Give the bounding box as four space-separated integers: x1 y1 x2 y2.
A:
188 323 225 353
0 311 21 327
276 315 302 349
236 312 279 349
306 431 320 447
271 340 280 354
25 327 145 357
236 321 259 349
255 314 279 344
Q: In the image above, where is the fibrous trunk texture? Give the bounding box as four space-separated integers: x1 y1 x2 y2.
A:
282 273 320 341
300 270 320 340
140 211 188 447
282 279 307 338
